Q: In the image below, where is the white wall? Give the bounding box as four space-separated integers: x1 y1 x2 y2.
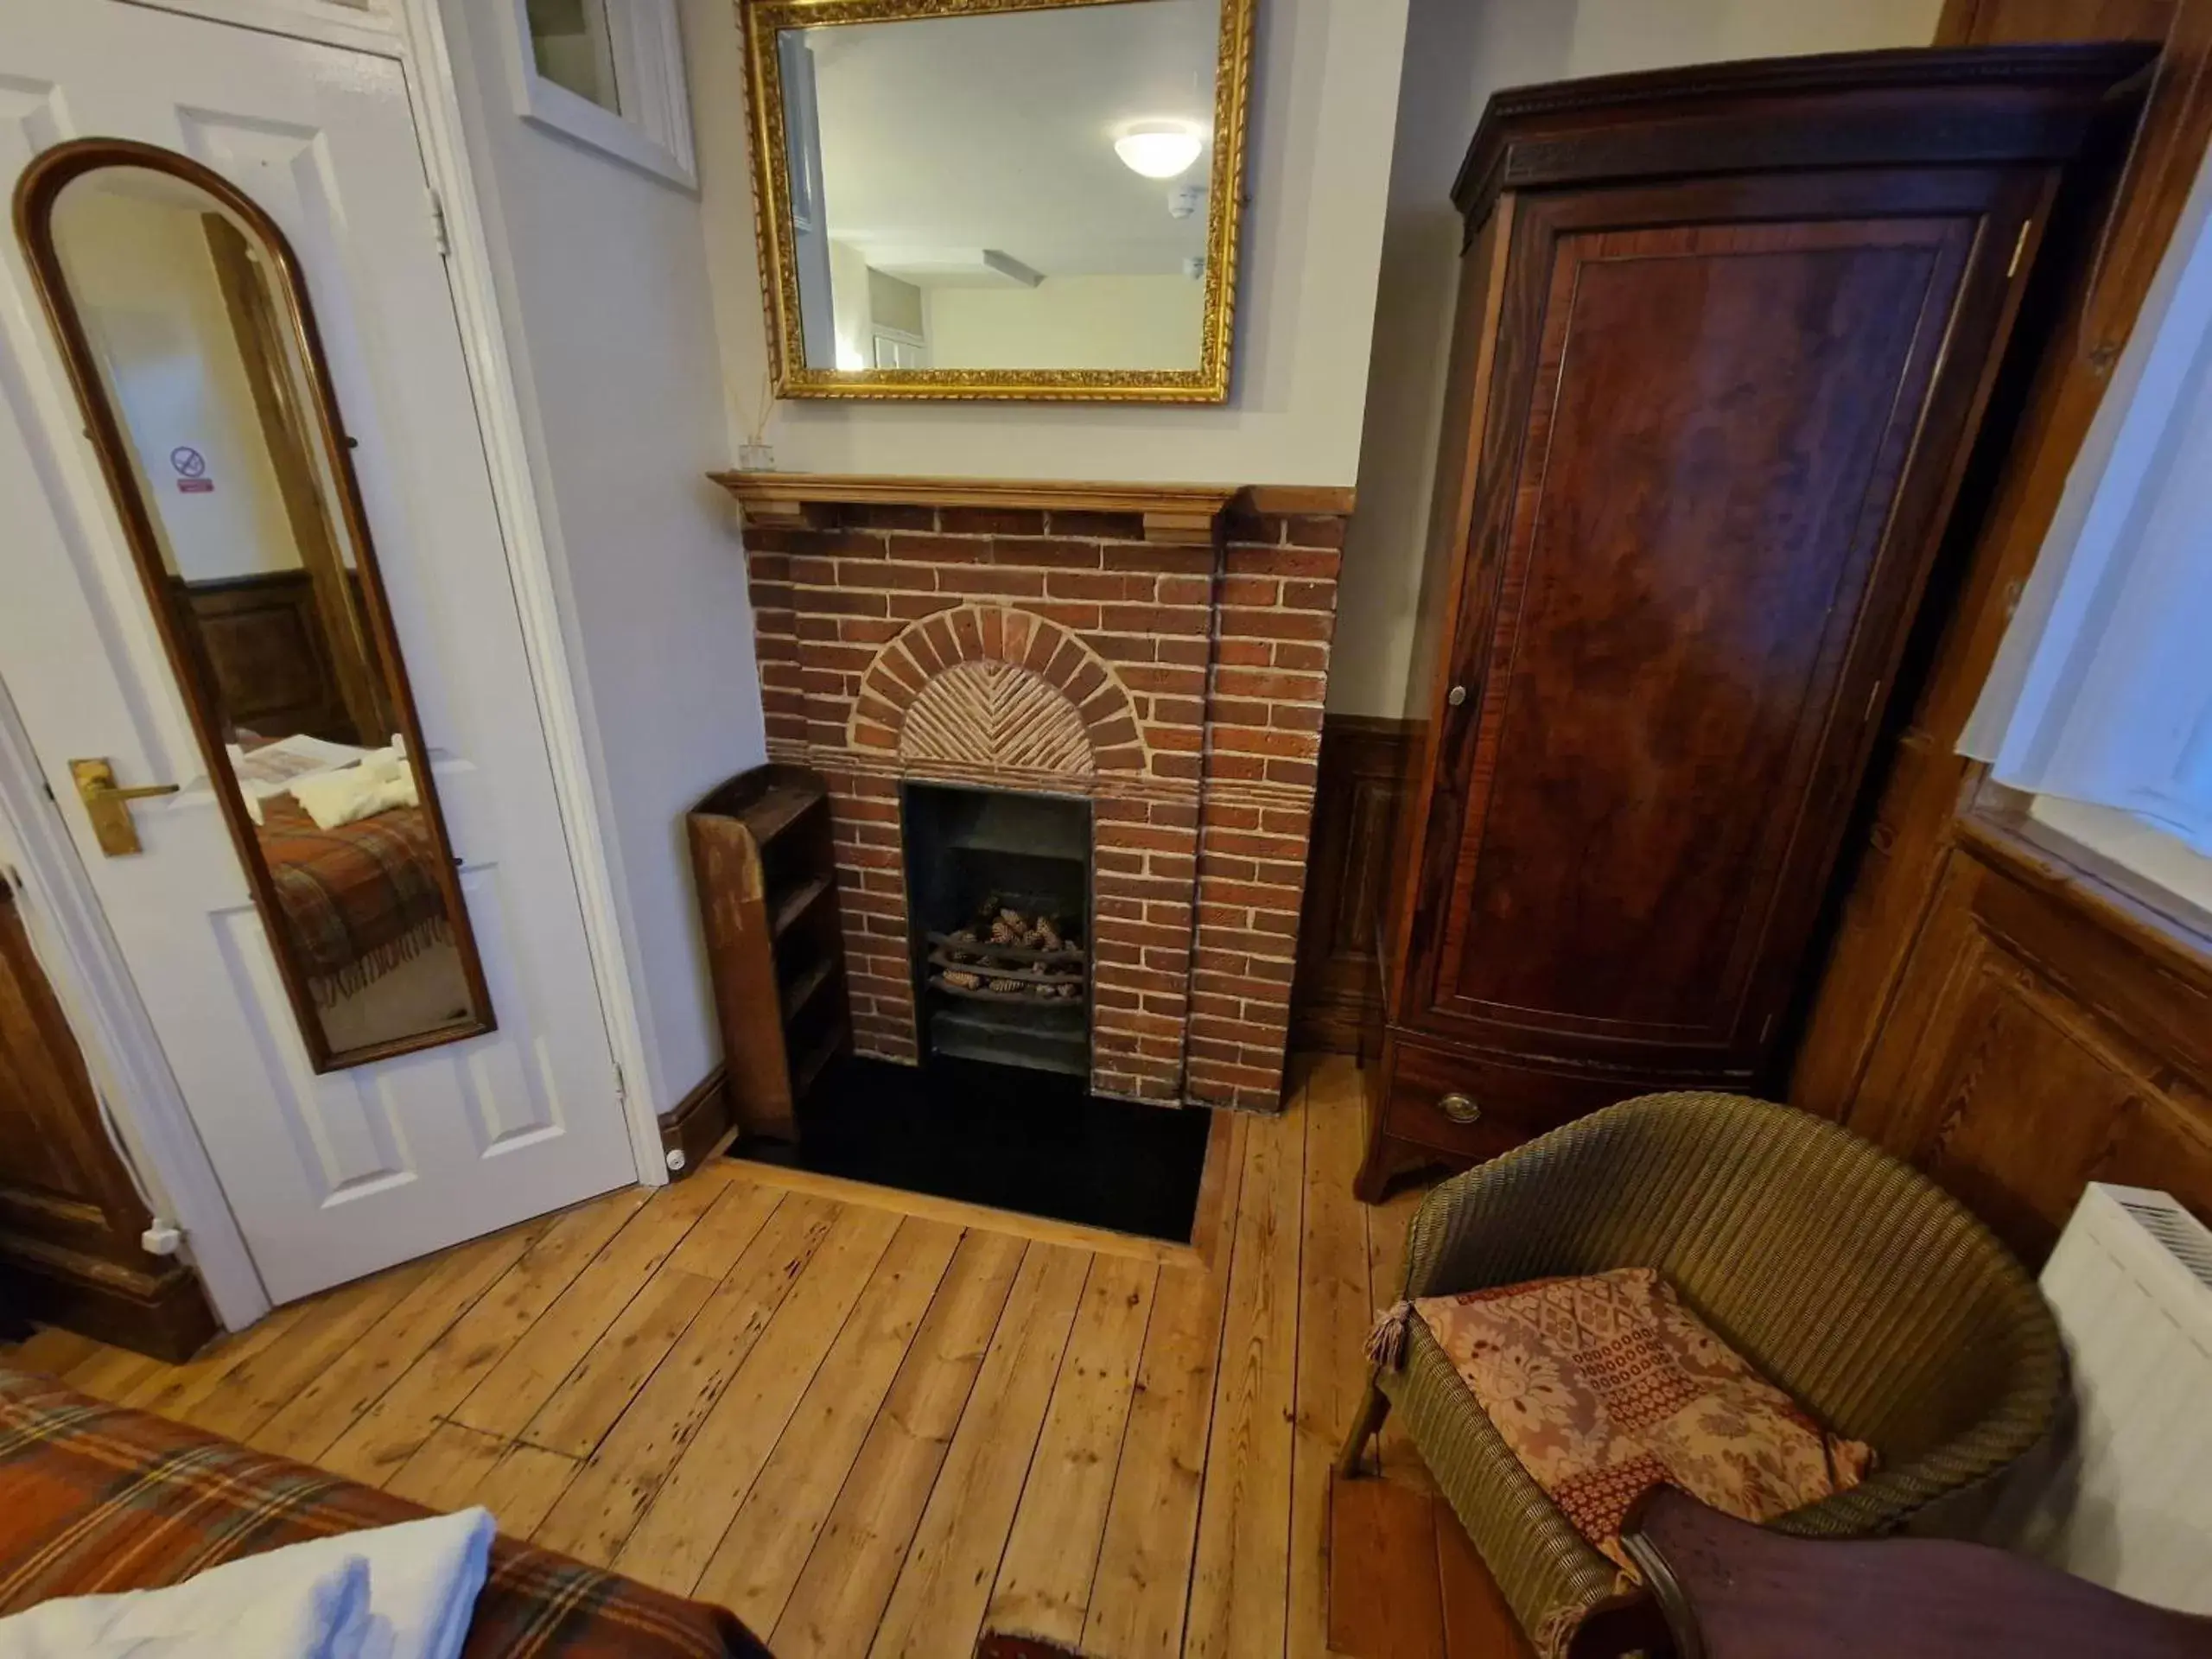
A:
924 275 1205 371
60 193 296 584
439 3 765 1116
683 0 1411 486
1327 0 1945 715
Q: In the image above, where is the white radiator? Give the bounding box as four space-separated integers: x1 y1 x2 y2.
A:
2006 1182 2212 1611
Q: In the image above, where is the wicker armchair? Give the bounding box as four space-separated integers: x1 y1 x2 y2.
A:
1338 1092 2064 1659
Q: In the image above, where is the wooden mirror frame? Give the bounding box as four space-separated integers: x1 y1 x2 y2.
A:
741 0 1255 402
12 137 496 1073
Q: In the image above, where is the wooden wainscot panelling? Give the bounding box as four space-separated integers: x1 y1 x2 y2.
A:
1847 798 2212 1265
0 877 215 1359
1792 0 2212 1259
1292 716 1411 1053
174 571 353 743
1796 0 2209 1119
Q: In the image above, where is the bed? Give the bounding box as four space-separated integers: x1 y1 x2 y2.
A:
0 1369 767 1657
252 791 454 1006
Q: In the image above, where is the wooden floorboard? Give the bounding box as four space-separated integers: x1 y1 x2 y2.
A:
1435 1495 1536 1659
770 1228 1027 1659
11 1056 1474 1658
1084 1109 1249 1659
1363 1182 1436 1497
1327 1476 1446 1659
986 1252 1159 1645
697 1215 963 1634
615 1201 903 1594
871 1241 1091 1659
317 1188 649 1488
1294 1073 1382 1658
1185 1097 1305 1657
448 1173 728 1441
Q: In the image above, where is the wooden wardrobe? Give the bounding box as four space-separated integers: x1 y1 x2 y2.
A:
1356 44 2154 1200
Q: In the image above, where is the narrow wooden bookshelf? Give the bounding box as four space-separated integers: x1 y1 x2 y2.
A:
688 763 849 1142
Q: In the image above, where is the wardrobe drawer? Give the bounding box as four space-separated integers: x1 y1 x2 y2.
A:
1378 1036 1624 1160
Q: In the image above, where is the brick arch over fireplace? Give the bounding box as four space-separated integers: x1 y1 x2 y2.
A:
849 603 1145 776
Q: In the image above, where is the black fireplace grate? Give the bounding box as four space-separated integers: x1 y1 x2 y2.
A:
904 783 1092 1078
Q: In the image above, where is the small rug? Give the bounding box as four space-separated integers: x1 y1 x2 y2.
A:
976 1636 1085 1658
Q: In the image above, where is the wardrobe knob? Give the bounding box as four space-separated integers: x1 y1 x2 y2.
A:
1447 684 1468 708
1438 1092 1481 1124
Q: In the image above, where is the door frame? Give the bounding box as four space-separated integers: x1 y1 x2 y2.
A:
0 0 670 1326
383 0 665 1189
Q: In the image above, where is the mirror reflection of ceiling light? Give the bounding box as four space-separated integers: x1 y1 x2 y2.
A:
1115 124 1205 180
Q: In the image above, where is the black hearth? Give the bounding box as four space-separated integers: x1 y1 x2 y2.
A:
903 782 1090 1078
738 1051 1210 1243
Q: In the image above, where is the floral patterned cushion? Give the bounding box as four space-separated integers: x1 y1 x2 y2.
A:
1414 1268 1874 1578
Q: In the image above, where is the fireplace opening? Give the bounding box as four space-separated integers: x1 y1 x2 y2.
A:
903 782 1090 1079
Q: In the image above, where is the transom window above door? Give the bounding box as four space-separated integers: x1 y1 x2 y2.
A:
501 0 696 188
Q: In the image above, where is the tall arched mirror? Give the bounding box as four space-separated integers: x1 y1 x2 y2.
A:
14 140 493 1071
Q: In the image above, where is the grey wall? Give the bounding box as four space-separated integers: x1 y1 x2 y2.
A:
439 3 766 1115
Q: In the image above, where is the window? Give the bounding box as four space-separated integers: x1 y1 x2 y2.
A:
1963 143 2212 898
499 0 696 190
526 0 621 114
872 329 928 371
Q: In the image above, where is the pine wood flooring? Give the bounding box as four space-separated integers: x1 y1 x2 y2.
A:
7 1055 1447 1658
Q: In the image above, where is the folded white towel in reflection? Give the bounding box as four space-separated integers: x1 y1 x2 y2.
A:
0 1509 494 1659
228 735 372 828
289 747 420 831
0 1549 370 1658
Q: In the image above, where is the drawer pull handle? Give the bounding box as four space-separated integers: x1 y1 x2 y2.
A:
1439 1092 1481 1125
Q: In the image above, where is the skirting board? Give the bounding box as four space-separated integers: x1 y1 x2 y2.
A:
0 1239 216 1363
658 1066 737 1180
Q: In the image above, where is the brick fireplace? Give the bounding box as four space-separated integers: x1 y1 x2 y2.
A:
718 477 1351 1112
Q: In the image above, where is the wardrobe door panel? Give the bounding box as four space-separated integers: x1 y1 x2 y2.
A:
1416 174 2021 1076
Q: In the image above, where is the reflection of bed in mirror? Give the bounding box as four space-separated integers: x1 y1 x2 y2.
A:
226 732 470 1053
248 788 465 1050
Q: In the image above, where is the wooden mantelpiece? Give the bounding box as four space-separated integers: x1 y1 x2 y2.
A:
707 472 1351 547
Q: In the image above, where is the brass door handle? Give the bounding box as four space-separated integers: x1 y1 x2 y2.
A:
70 758 180 857
1438 1092 1482 1125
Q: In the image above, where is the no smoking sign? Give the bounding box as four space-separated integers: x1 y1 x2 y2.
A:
170 445 213 494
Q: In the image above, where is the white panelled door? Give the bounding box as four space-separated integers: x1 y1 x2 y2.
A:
0 0 633 1303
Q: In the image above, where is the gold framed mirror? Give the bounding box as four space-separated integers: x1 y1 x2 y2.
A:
741 0 1255 402
13 138 496 1071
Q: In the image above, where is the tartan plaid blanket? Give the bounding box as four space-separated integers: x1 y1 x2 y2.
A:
256 795 452 1001
0 1370 767 1657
